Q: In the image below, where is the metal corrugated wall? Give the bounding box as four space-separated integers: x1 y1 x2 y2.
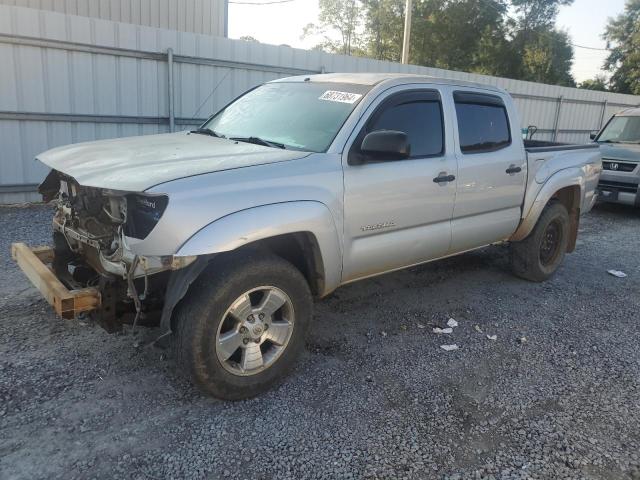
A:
0 0 226 35
1 4 639 203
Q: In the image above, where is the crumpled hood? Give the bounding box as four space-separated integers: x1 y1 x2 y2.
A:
37 131 311 192
599 143 640 163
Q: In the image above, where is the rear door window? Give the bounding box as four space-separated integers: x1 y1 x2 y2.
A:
454 92 511 154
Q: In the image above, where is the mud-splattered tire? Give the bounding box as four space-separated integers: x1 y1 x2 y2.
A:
172 251 312 400
511 201 570 282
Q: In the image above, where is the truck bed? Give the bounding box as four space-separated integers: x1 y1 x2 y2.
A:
524 139 600 153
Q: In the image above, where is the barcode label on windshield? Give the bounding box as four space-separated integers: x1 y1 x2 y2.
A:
319 90 363 104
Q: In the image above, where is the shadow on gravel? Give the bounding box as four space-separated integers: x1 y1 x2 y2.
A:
592 202 640 218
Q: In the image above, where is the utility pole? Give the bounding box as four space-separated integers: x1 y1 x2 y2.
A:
401 0 412 64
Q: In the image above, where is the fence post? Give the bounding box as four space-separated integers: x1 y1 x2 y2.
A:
552 95 564 142
167 48 175 133
599 99 609 129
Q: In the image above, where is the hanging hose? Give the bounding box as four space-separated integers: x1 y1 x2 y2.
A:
126 256 143 335
60 217 78 253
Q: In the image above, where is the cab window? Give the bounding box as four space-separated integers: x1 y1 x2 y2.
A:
353 90 445 162
368 94 444 158
454 92 511 154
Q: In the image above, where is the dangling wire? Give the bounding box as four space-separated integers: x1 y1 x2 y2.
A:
191 69 232 119
127 256 142 335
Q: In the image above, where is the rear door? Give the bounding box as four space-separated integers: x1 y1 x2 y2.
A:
449 90 526 253
341 86 457 282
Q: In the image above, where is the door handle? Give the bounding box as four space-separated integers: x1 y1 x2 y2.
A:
433 173 456 184
506 165 522 175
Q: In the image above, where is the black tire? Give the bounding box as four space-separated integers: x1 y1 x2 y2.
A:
511 201 570 282
172 251 312 400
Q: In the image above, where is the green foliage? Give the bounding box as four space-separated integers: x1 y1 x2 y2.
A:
517 29 576 86
507 0 576 86
510 0 574 30
306 0 578 87
472 25 519 77
603 0 640 94
579 75 609 92
361 0 405 61
303 0 362 55
239 35 260 43
409 0 508 72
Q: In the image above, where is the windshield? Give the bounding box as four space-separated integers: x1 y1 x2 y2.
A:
597 115 640 143
202 82 370 152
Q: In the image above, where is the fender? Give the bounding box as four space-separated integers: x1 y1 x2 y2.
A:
510 167 585 242
175 201 343 295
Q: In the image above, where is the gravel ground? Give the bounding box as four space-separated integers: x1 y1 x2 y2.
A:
1 203 639 480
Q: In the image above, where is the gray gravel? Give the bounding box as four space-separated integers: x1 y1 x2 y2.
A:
1 202 639 480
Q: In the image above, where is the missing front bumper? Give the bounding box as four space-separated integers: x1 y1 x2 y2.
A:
11 242 101 319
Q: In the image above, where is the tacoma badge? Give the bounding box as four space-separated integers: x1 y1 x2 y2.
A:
361 221 396 232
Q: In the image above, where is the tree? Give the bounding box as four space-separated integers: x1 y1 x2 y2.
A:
361 0 404 61
579 75 609 91
514 28 576 86
472 25 519 77
358 0 575 85
508 0 576 86
409 0 508 72
305 0 578 87
303 0 362 55
510 0 574 31
360 0 510 69
239 35 259 43
603 0 640 94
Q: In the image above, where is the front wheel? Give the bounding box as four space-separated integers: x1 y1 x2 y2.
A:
173 252 312 400
511 201 570 282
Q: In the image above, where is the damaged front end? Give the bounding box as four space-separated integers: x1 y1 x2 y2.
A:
30 169 195 332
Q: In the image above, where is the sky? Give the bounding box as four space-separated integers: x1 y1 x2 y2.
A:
556 0 626 82
228 0 627 84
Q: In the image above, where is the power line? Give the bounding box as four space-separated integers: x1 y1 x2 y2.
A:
569 43 609 51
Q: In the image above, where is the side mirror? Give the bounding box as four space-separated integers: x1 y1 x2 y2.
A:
360 130 410 160
590 132 598 141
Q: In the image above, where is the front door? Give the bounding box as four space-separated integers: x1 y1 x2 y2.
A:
342 87 457 282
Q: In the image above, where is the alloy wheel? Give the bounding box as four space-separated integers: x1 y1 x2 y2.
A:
215 286 295 376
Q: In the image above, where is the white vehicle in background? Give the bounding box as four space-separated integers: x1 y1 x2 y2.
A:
13 73 602 399
591 108 640 207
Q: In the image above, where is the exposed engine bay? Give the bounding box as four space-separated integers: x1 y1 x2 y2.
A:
39 169 189 332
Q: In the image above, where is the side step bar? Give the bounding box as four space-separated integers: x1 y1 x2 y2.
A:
11 242 101 319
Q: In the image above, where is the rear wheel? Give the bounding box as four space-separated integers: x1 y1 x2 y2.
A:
511 201 570 282
173 251 312 400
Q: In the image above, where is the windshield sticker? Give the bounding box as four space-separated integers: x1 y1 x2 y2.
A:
319 90 363 104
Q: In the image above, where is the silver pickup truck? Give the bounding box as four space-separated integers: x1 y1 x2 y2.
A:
12 73 601 399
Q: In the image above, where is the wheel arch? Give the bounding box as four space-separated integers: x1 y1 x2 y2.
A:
241 231 328 298
156 202 341 340
549 185 581 252
511 169 584 251
175 201 341 294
